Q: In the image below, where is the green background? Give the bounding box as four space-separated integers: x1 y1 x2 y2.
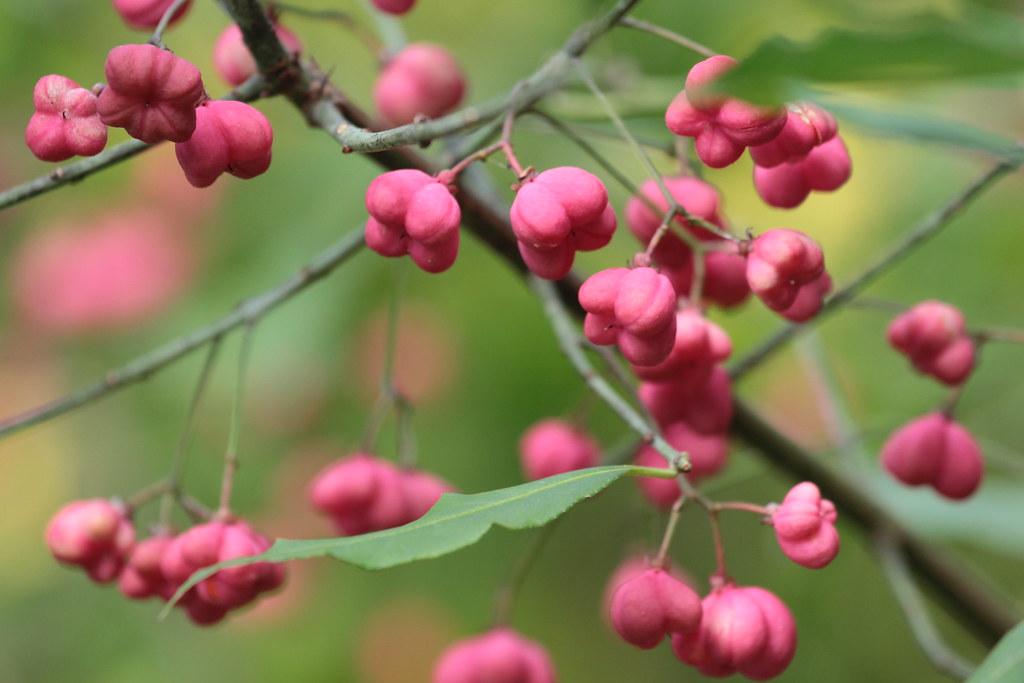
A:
0 0 1023 681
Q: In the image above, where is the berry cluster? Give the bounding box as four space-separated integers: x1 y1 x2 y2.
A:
309 452 454 535
45 499 283 625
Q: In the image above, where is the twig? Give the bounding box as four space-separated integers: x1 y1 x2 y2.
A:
617 17 718 58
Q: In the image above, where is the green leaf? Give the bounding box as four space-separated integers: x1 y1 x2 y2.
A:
711 22 1024 104
162 465 676 616
967 619 1024 682
817 98 1024 161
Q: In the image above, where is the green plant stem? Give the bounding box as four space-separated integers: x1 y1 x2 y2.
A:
219 322 258 517
492 520 560 626
876 531 977 680
617 16 718 57
730 159 1018 380
149 0 191 47
0 228 366 439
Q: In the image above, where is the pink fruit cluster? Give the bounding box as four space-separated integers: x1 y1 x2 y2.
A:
887 300 976 386
578 266 677 366
745 228 831 323
511 167 617 280
309 452 454 535
374 43 466 126
364 169 462 273
625 176 749 308
749 103 851 208
25 75 107 162
633 310 734 504
665 56 786 169
771 482 840 569
213 23 303 86
174 100 273 188
45 499 135 583
432 628 557 683
609 567 703 649
96 44 206 144
518 419 599 481
671 582 797 680
45 501 284 626
881 412 984 500
112 0 192 29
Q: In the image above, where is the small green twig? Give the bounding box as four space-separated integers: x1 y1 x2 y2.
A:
149 0 191 47
218 322 258 517
617 17 718 58
492 520 561 626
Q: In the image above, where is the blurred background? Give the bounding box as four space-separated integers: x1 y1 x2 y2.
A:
0 0 1023 680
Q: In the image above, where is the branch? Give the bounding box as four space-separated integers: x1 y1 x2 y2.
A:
0 228 365 439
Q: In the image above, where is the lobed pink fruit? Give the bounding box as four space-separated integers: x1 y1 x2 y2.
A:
887 300 975 386
771 482 840 569
610 568 703 649
174 100 273 188
745 228 828 321
579 267 677 366
213 22 302 86
634 420 730 496
25 75 107 162
370 0 416 14
118 533 176 600
518 419 600 481
625 176 724 268
112 0 192 29
45 499 135 583
671 583 797 681
665 56 786 168
631 308 732 383
880 412 984 500
401 469 455 521
749 103 837 168
11 209 195 335
432 628 557 683
639 365 734 436
753 136 851 209
374 43 465 126
512 167 617 280
97 44 205 144
365 169 461 273
661 244 752 309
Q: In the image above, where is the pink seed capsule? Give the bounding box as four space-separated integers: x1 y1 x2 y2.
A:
519 419 600 481
772 482 840 569
174 100 273 188
432 628 557 683
374 43 466 126
887 300 975 386
881 412 984 500
45 499 135 583
213 23 302 86
112 0 192 29
610 568 703 649
25 75 107 162
370 0 417 15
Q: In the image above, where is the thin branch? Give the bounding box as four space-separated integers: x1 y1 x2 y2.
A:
730 159 1018 380
0 228 366 439
617 16 718 58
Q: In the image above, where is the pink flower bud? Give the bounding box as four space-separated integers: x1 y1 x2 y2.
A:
97 44 205 143
374 43 466 126
672 583 797 680
433 628 557 683
112 0 192 29
753 136 852 209
213 23 302 86
772 482 840 569
887 300 975 385
25 75 107 162
881 412 984 500
174 100 273 187
519 419 600 481
610 568 703 649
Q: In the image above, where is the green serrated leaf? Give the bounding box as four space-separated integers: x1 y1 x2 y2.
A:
967 619 1024 682
161 465 676 618
712 23 1024 104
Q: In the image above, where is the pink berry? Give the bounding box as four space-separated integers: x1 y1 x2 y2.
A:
881 412 984 500
753 136 852 209
213 23 302 86
519 419 600 481
174 100 273 188
45 499 135 583
119 533 176 600
671 583 797 680
639 365 734 436
96 44 205 144
432 628 557 683
665 56 786 168
365 169 461 273
112 0 191 29
25 75 107 162
309 452 411 535
749 103 837 168
610 568 703 649
400 469 455 521
374 43 466 126
370 0 416 15
512 167 617 280
745 228 827 319
887 300 976 385
631 308 731 383
625 176 725 268
771 482 840 569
